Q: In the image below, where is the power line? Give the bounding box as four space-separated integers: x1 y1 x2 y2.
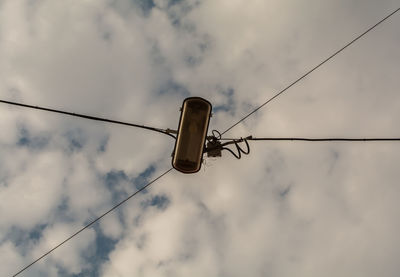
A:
221 7 400 136
220 137 400 142
12 167 173 277
208 136 400 159
0 99 176 139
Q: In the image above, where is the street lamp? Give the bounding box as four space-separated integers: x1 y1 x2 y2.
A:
172 97 212 173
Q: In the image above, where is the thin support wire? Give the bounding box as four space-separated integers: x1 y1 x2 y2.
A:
204 133 400 159
0 99 176 139
221 7 400 136
221 137 400 142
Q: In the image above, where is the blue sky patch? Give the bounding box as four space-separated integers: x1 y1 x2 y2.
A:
28 224 47 241
2 224 47 257
132 0 156 16
141 194 170 210
156 80 190 97
213 88 235 114
67 224 118 277
64 129 87 152
133 164 156 190
17 126 50 150
104 170 130 205
55 196 76 223
104 165 159 207
97 135 109 153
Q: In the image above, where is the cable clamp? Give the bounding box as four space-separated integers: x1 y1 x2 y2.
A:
166 128 178 134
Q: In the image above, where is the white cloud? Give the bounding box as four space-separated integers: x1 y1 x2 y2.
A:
0 241 24 277
1 0 400 276
99 212 124 240
0 149 66 231
31 222 96 275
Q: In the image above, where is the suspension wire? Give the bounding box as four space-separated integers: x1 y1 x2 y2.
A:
0 99 176 139
221 139 250 159
220 7 400 136
204 132 251 159
12 167 173 277
205 135 400 159
220 137 400 142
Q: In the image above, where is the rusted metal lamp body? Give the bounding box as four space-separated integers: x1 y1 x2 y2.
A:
172 97 212 173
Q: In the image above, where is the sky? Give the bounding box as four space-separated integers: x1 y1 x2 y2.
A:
1 0 400 276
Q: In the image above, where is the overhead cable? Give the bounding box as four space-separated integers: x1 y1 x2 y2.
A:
206 135 400 159
220 137 400 142
0 99 176 139
12 167 173 277
221 7 400 136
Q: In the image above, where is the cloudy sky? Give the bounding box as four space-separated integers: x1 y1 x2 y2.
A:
1 0 400 276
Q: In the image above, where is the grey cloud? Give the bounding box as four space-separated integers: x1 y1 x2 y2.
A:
1 0 400 276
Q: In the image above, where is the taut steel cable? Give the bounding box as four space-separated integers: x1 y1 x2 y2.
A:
0 99 176 139
221 7 400 136
12 168 174 277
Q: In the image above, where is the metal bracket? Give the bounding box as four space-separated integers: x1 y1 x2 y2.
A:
166 128 178 134
206 140 222 157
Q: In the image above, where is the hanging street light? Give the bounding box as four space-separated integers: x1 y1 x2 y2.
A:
172 97 212 173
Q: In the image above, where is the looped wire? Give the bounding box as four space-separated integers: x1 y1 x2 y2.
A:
204 130 251 159
222 138 250 159
207 129 222 143
212 129 222 140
